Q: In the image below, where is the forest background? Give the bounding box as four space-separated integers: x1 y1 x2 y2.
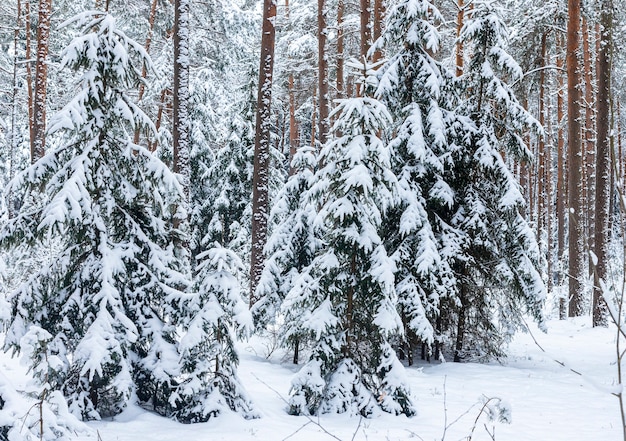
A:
0 0 625 439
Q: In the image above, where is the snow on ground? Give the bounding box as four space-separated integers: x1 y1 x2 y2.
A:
1 318 621 440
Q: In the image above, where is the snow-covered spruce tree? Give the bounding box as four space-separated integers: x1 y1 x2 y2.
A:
192 110 254 258
173 244 256 422
441 0 545 361
374 0 457 361
0 12 188 419
252 146 321 362
288 65 414 416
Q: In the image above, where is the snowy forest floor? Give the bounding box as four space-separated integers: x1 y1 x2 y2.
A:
1 318 620 441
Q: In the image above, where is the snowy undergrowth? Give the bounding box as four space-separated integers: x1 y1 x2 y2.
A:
0 318 619 440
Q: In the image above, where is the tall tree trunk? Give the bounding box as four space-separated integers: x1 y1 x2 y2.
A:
360 0 371 57
556 31 567 319
567 0 585 317
544 39 553 296
317 0 329 145
619 102 623 194
134 0 159 145
521 98 533 219
455 0 465 77
582 18 596 266
150 88 171 152
289 79 299 175
336 0 345 99
287 1 299 173
31 0 52 162
311 85 317 146
592 0 612 327
250 0 277 305
10 0 22 184
358 0 370 96
537 32 548 258
25 0 34 152
8 0 23 218
173 0 190 196
371 0 384 63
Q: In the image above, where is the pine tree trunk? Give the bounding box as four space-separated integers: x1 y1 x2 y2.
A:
288 74 298 173
618 102 623 193
250 0 277 305
10 0 22 185
537 33 548 258
9 0 22 218
31 0 52 162
358 0 370 96
545 41 553 296
134 0 159 145
567 0 585 317
25 0 34 152
592 0 612 327
150 88 170 152
173 0 190 198
454 299 467 363
371 0 384 63
582 18 596 267
556 32 567 320
317 0 329 145
455 0 465 77
360 0 371 57
311 85 317 146
286 0 299 174
336 0 345 99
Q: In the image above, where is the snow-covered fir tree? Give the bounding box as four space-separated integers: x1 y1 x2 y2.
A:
287 64 415 417
0 13 189 419
375 0 545 362
441 0 545 360
375 0 457 360
192 110 254 258
173 244 256 422
252 146 321 362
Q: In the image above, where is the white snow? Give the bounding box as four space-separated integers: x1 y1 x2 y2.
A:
0 317 621 440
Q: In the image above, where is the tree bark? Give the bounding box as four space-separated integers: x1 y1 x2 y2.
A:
544 38 553 296
619 102 623 194
371 0 384 63
31 0 52 162
25 0 33 152
150 88 171 153
173 0 190 196
360 0 371 58
250 0 277 305
317 0 329 145
592 0 612 327
8 0 23 219
582 18 596 265
311 85 317 146
537 33 548 258
556 31 567 320
358 0 370 96
567 0 585 317
336 0 345 99
134 0 159 145
287 1 299 174
455 0 465 77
